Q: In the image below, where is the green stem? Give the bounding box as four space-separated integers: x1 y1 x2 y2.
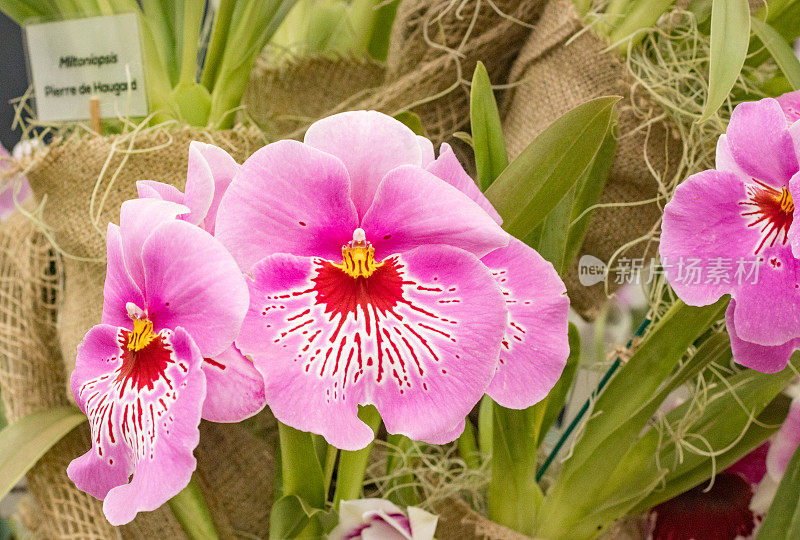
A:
457 420 481 470
178 0 204 85
332 406 381 509
385 434 420 507
201 0 235 91
487 406 543 536
168 477 220 540
477 395 494 457
278 423 325 508
323 444 338 498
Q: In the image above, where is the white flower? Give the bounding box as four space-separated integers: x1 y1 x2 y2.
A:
329 499 438 540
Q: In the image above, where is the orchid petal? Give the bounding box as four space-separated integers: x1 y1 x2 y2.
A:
731 245 800 346
362 165 508 260
215 139 359 272
136 180 185 205
201 345 266 422
119 198 189 292
660 170 761 306
418 136 435 167
766 399 800 480
192 142 240 235
727 300 799 372
789 171 800 258
101 223 144 329
481 238 570 408
141 219 248 358
237 245 506 450
304 110 423 218
68 325 205 526
776 89 800 124
181 142 216 227
426 142 502 224
726 98 798 188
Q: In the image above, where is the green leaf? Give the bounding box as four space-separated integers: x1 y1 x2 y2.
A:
564 125 617 268
168 478 219 540
608 0 675 51
333 406 381 509
0 0 43 24
269 494 330 539
394 111 425 136
470 62 509 190
700 0 750 121
366 0 399 61
751 17 800 90
484 96 619 240
0 407 86 500
537 324 581 447
757 427 800 539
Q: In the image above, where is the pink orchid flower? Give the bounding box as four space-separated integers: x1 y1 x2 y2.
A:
68 198 254 525
134 141 265 423
0 142 32 220
660 91 800 373
215 110 570 450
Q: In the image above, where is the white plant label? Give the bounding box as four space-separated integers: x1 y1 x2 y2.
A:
25 13 148 122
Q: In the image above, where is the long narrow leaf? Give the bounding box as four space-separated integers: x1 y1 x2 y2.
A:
484 96 619 239
751 17 800 90
470 62 508 191
0 407 86 500
168 478 220 540
757 430 800 539
700 0 750 121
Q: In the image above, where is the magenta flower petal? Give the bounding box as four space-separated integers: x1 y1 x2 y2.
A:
119 198 189 291
136 180 185 205
731 245 800 346
141 220 248 358
215 139 359 272
101 224 144 329
715 135 751 181
767 400 800 480
726 98 798 188
789 171 800 258
418 136 435 167
201 345 266 422
303 111 423 218
193 142 239 235
481 238 570 408
660 169 761 305
180 142 216 227
776 89 800 124
237 245 506 450
426 142 503 225
362 165 508 260
68 325 205 526
727 300 799 372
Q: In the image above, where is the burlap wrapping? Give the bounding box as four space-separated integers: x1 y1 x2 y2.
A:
243 0 543 148
244 56 386 140
434 498 532 540
502 0 682 319
0 127 276 538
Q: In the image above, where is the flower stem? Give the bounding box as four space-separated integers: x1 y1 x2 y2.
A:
168 477 219 540
274 423 325 537
487 405 543 536
332 406 382 509
385 434 420 507
457 419 481 470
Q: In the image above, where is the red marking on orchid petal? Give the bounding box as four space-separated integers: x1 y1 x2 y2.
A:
650 472 757 540
117 328 174 393
740 179 794 253
203 357 226 370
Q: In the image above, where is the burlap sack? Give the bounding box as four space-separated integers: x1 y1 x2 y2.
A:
0 127 276 539
501 0 681 319
357 0 544 145
243 56 386 140
434 498 532 540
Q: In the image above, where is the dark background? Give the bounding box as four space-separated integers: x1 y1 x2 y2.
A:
0 12 27 150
